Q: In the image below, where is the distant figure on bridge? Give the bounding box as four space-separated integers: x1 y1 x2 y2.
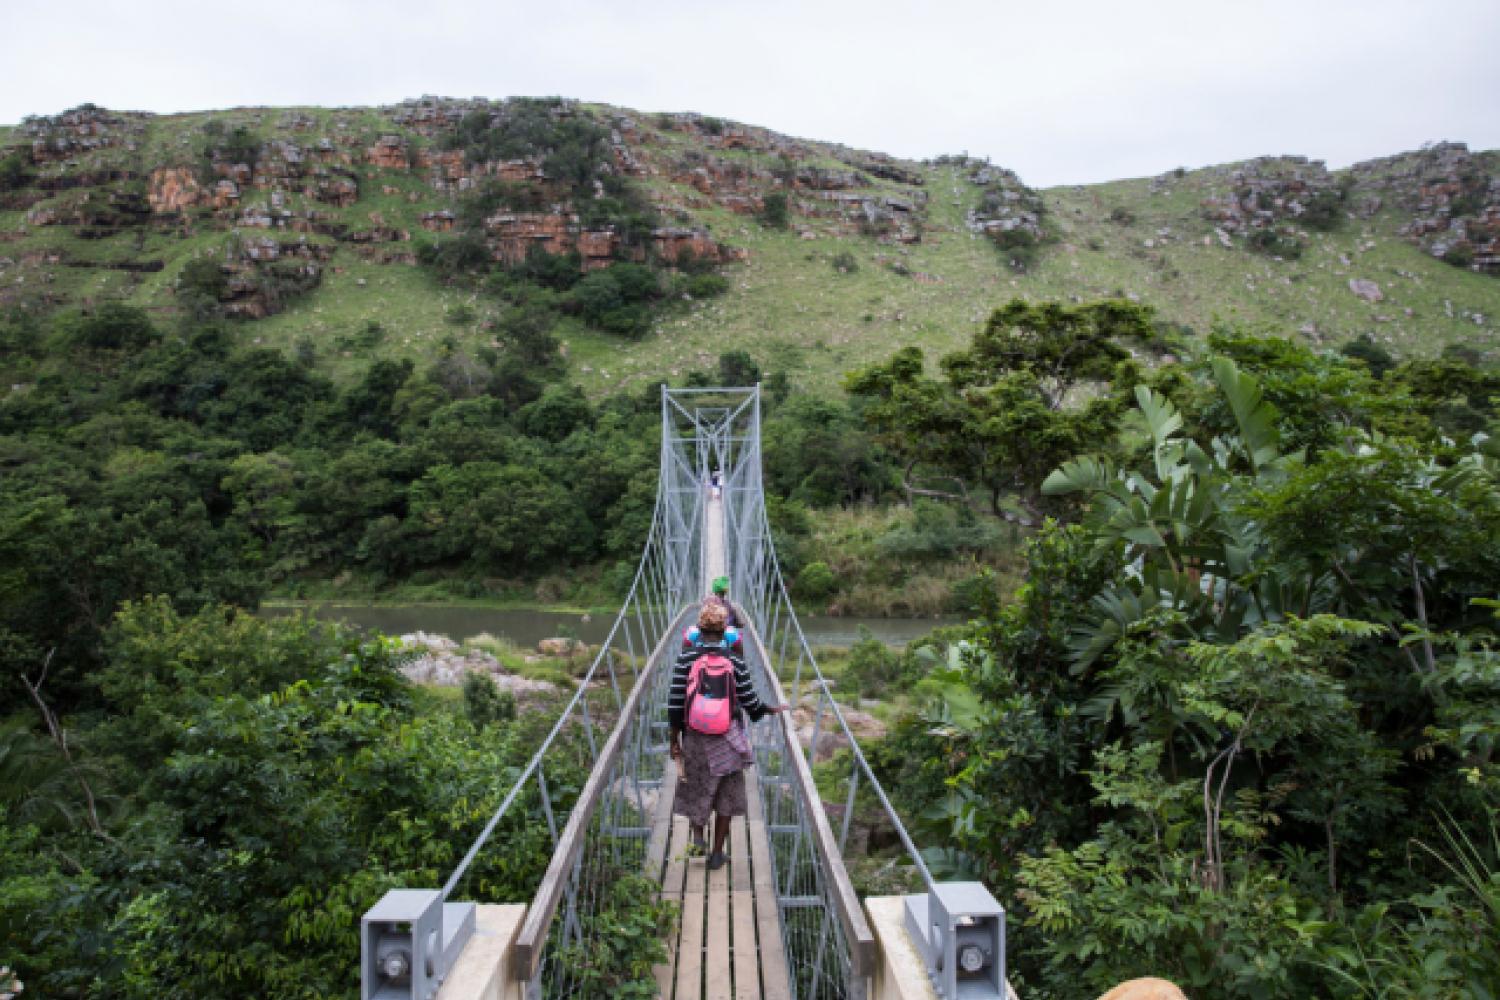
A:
668 602 786 870
710 469 723 500
704 575 740 628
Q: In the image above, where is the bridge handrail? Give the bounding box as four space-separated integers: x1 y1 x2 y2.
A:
760 563 938 894
510 604 689 978
429 386 707 915
724 406 938 898
740 611 879 978
439 496 684 900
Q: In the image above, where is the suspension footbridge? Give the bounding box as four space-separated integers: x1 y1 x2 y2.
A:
360 387 1008 1000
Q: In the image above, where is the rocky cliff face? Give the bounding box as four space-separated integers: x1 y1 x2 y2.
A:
0 98 1496 338
1348 142 1500 271
0 98 939 319
1199 156 1343 234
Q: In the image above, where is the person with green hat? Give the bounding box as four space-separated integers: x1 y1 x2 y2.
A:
707 575 739 628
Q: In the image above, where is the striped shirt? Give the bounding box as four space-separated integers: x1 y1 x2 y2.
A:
667 643 767 732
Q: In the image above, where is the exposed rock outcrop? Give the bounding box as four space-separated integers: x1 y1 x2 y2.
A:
1199 156 1342 237
147 167 202 213
1349 142 1500 272
397 631 559 696
966 162 1044 245
480 211 741 270
367 135 411 170
22 105 146 163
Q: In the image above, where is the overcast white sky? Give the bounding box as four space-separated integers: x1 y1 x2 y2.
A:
3 0 1496 187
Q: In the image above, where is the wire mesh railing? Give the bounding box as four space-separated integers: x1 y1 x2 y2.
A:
723 402 937 885
363 384 959 1000
360 388 703 1000
514 604 689 995
719 389 938 1000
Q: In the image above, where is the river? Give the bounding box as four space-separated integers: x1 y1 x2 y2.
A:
260 603 953 650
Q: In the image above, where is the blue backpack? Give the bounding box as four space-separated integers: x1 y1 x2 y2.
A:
683 625 740 651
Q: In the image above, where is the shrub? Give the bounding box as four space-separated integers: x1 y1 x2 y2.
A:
176 255 228 305
1108 206 1135 225
759 192 790 229
831 250 859 274
517 383 594 441
683 273 729 299
571 264 660 338
796 560 836 601
844 628 911 697
515 248 583 291
672 248 717 276
718 350 760 386
64 303 159 350
992 227 1040 271
877 501 1004 562
416 231 494 278
1339 334 1395 378
1442 242 1475 268
1300 188 1346 232
462 671 516 727
0 151 34 192
1246 226 1303 259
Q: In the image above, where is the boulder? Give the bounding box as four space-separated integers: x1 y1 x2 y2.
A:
366 135 410 170
790 704 886 762
395 631 558 697
1348 278 1384 302
147 167 202 213
538 637 587 657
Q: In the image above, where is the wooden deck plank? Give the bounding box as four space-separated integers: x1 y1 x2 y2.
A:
705 864 731 1000
645 759 679 879
655 815 690 999
730 889 759 1000
743 775 792 1000
745 777 778 892
730 815 750 892
675 857 707 1000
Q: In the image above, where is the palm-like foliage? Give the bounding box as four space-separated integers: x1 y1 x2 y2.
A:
0 718 105 832
1042 359 1312 669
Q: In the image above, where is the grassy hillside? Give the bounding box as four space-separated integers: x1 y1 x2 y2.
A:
2 100 1497 397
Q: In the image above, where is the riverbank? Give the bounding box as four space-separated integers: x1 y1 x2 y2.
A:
259 601 956 651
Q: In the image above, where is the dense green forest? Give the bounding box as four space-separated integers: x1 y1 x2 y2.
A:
849 308 1500 996
0 282 904 996
3 283 1499 996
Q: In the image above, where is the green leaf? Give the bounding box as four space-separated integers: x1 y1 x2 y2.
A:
1210 357 1280 471
1042 455 1116 496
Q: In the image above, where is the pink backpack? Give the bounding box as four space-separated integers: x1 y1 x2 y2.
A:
685 651 736 735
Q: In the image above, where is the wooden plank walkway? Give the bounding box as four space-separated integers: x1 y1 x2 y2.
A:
651 493 790 999
650 765 790 999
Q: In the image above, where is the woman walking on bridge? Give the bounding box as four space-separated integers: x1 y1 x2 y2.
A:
668 602 785 870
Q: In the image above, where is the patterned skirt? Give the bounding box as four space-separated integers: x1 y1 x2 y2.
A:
673 726 751 825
